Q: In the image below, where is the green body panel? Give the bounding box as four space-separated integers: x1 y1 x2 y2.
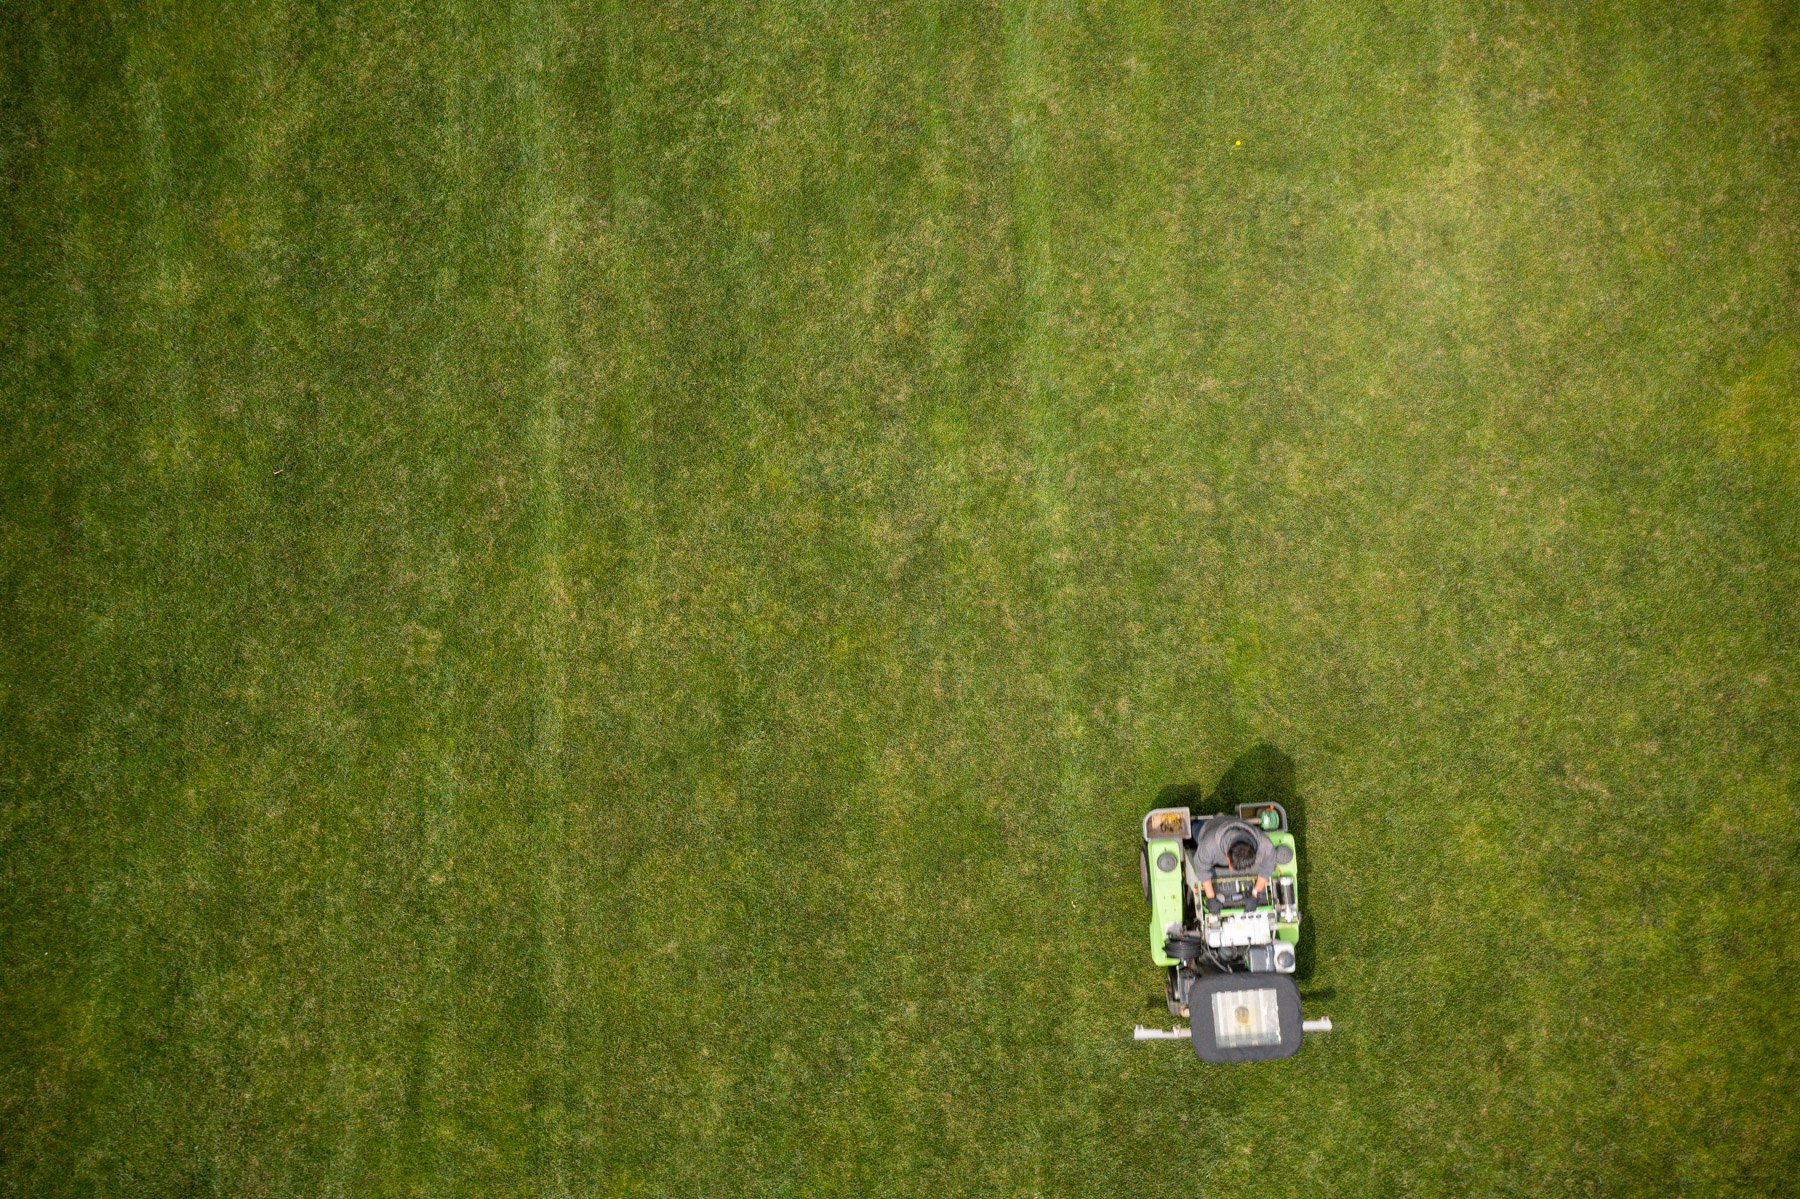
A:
1269 830 1297 876
1146 838 1185 967
1269 830 1300 942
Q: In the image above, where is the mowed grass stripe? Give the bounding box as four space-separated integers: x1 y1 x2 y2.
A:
508 0 575 1189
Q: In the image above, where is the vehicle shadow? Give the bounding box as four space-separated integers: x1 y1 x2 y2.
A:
1157 742 1318 982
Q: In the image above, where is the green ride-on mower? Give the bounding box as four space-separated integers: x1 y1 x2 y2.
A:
1134 802 1332 1062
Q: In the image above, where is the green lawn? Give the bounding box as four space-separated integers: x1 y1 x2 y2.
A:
4 1 1799 1195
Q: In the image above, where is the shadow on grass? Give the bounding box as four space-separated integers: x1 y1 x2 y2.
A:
1156 742 1320 983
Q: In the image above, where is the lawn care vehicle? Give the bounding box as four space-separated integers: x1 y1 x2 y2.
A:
1134 801 1331 1062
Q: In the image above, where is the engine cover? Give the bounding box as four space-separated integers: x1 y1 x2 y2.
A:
1204 908 1276 948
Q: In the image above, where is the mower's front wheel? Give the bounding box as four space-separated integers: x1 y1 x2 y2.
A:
1139 844 1150 904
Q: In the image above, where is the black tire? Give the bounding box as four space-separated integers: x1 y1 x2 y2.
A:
1164 932 1207 963
1139 844 1151 904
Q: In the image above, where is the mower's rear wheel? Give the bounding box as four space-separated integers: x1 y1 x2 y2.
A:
1139 844 1150 904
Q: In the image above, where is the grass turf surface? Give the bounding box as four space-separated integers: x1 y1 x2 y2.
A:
5 1 1800 1194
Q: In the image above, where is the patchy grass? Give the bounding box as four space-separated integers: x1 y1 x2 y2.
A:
3 2 1798 1195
